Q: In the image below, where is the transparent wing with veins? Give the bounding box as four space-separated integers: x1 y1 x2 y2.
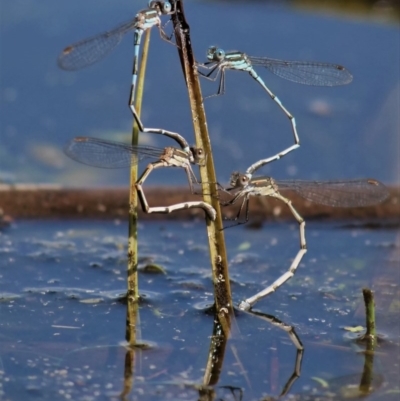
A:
64 136 169 168
57 21 136 70
274 179 389 207
249 56 353 86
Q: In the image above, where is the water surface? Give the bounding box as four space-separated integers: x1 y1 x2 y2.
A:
1 219 399 400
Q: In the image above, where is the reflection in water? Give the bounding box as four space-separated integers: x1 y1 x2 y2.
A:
121 302 305 400
304 372 384 400
248 310 304 398
1 221 398 399
118 273 388 399
203 315 229 387
122 298 139 400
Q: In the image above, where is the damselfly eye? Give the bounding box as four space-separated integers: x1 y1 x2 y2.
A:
191 147 205 163
162 2 172 13
214 48 225 61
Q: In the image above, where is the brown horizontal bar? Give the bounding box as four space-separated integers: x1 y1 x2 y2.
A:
0 184 399 223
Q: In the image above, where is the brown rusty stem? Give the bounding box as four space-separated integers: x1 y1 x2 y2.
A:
171 0 233 334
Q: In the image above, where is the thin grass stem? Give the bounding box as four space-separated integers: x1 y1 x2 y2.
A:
126 29 151 344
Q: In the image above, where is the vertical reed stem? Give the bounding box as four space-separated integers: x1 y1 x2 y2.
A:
362 288 377 347
126 29 151 344
172 1 233 334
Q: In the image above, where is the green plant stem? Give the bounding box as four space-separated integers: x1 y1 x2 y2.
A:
172 0 233 335
362 287 377 347
126 29 151 344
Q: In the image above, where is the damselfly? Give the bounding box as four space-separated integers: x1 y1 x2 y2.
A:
64 136 216 220
198 46 353 168
220 172 389 309
58 1 175 134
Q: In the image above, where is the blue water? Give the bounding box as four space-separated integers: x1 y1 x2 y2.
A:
0 1 399 186
0 219 399 400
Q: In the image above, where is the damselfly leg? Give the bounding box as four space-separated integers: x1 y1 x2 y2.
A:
64 137 216 220
58 3 186 147
220 172 388 309
135 158 216 220
198 46 352 169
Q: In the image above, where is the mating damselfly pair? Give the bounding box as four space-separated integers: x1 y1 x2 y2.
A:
59 1 388 310
64 136 389 311
58 0 352 164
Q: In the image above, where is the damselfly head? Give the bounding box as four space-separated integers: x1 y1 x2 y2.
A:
207 46 225 62
190 147 206 165
229 172 250 188
149 1 173 14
